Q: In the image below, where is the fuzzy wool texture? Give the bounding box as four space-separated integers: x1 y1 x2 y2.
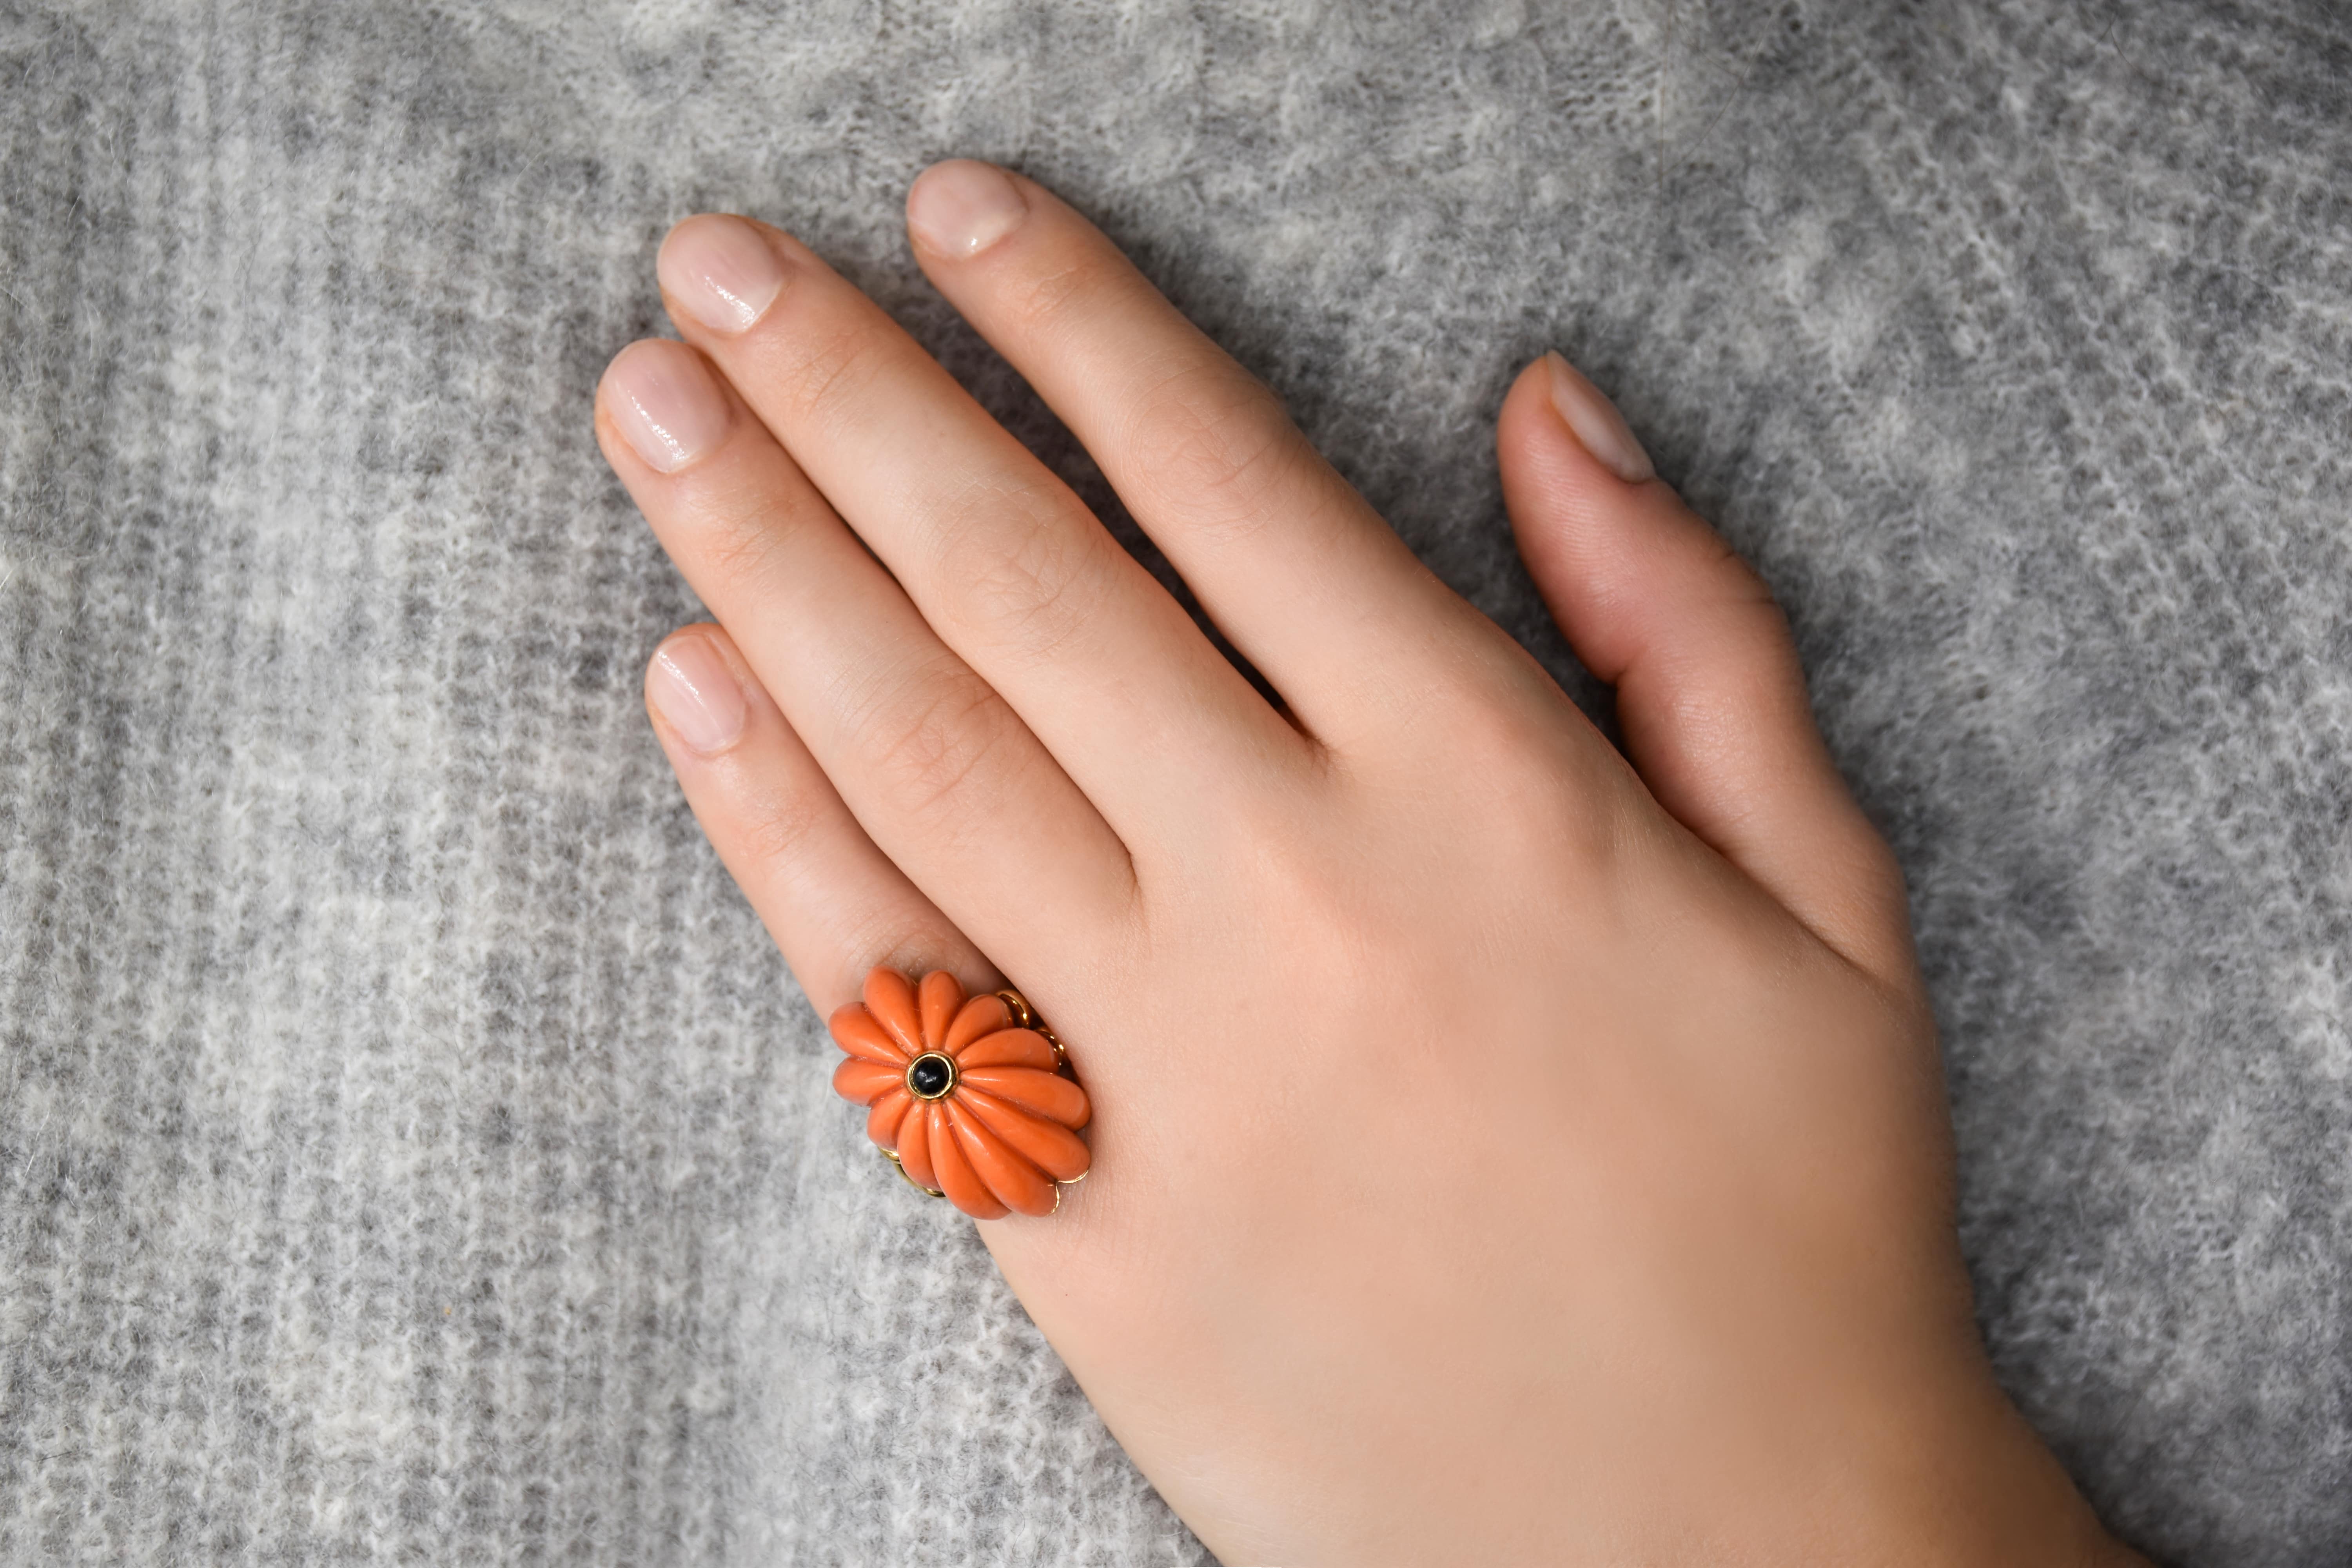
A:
3 0 2349 1563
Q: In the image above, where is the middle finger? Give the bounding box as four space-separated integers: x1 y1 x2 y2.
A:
653 214 1308 853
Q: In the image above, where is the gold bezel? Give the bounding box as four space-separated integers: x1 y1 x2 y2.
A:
904 1051 958 1101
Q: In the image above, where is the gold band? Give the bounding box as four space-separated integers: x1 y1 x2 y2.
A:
881 1147 946 1198
995 987 1068 1069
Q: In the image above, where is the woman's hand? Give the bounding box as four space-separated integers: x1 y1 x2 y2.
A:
594 160 2138 1566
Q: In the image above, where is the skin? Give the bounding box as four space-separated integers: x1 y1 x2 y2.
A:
593 160 2148 1566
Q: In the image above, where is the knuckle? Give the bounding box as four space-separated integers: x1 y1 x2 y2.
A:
1003 252 1125 339
931 481 1113 664
780 318 895 428
1417 684 1636 878
1692 532 1788 623
1122 365 1299 530
1238 835 1365 949
735 772 837 872
860 668 1021 828
687 484 802 581
1710 563 1804 673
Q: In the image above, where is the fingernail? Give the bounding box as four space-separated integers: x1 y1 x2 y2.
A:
602 340 731 474
1544 351 1654 484
658 214 785 334
647 632 749 755
906 160 1029 259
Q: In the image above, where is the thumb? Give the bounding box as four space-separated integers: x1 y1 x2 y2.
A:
1497 352 1916 992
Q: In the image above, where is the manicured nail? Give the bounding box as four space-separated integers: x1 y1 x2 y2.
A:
906 160 1029 258
647 632 749 755
602 340 731 474
658 214 785 334
1544 351 1654 483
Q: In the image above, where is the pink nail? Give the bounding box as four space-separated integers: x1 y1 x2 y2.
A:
602 340 731 474
1544 351 1655 484
658 215 786 334
906 160 1029 259
646 632 749 755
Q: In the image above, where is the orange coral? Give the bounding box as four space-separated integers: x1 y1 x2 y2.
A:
828 967 1091 1219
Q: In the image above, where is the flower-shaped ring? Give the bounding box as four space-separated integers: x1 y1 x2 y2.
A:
828 966 1091 1218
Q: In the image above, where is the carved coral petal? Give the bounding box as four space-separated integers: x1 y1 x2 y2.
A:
960 1087 1091 1183
942 993 1014 1055
862 967 925 1056
930 1108 1010 1220
866 1088 913 1150
829 1005 908 1066
918 970 965 1051
944 1100 1056 1217
831 1056 905 1107
958 1065 1090 1131
895 1102 940 1191
953 1027 1058 1072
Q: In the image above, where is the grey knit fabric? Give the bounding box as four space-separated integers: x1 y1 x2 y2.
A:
3 1 2348 1563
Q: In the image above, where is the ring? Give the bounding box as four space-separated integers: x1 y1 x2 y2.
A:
827 966 1092 1219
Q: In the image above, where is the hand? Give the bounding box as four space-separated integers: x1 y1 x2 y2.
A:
594 160 2140 1566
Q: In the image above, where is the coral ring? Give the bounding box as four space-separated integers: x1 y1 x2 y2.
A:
827 966 1092 1219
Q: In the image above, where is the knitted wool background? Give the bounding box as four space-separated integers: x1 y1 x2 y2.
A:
3 0 2348 1562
